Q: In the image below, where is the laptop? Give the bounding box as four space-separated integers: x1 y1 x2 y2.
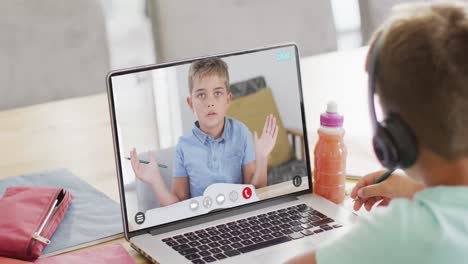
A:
106 43 358 263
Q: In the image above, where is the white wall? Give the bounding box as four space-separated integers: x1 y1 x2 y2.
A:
175 46 303 134
111 73 159 183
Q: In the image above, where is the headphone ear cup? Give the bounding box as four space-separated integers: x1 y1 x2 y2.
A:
373 124 399 169
384 115 418 168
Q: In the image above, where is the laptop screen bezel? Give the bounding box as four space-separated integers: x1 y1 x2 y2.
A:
106 43 313 239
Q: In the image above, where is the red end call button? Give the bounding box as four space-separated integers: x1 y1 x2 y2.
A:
242 187 252 199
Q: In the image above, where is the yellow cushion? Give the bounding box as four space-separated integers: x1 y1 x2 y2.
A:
227 88 293 167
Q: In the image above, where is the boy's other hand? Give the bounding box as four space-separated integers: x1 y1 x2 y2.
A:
130 148 161 186
254 114 279 160
351 170 425 211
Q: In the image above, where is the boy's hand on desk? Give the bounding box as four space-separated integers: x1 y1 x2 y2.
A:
254 114 279 160
130 148 161 186
351 170 425 211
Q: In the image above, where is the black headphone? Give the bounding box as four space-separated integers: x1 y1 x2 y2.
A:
367 31 418 169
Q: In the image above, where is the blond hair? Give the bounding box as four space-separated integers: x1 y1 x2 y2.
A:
370 2 468 159
188 57 230 94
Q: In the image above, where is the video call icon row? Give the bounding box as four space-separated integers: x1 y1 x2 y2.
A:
189 187 252 212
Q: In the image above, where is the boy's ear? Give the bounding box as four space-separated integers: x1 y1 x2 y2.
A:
227 92 232 104
186 96 194 112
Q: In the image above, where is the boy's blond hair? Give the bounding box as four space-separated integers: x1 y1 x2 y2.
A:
188 57 230 94
370 2 468 159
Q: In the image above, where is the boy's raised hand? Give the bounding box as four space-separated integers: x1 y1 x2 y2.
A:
254 114 279 160
130 148 161 186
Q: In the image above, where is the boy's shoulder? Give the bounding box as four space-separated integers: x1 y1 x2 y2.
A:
361 186 468 245
318 188 468 264
367 191 440 232
177 130 196 143
175 129 200 153
226 117 250 135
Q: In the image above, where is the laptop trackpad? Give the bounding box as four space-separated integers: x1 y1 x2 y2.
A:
253 239 317 263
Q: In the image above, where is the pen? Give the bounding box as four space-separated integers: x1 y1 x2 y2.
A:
124 157 168 168
33 198 58 244
354 169 396 201
373 169 396 184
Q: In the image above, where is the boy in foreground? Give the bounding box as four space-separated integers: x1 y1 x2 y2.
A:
288 2 468 263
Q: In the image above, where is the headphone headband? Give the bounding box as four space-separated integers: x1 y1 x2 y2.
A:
367 31 385 134
366 30 418 169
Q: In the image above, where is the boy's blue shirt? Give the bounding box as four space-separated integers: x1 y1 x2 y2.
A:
173 117 255 198
316 186 468 264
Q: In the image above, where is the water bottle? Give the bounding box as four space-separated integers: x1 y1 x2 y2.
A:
313 101 347 204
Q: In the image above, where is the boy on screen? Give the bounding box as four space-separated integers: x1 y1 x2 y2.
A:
131 57 278 206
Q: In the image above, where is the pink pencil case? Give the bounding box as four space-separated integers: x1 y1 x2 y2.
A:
0 186 73 261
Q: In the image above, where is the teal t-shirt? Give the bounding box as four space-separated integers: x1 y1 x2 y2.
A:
317 186 468 264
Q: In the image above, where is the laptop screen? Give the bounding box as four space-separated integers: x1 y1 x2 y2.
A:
108 44 311 233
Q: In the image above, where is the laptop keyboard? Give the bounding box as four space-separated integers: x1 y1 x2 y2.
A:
161 204 342 263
